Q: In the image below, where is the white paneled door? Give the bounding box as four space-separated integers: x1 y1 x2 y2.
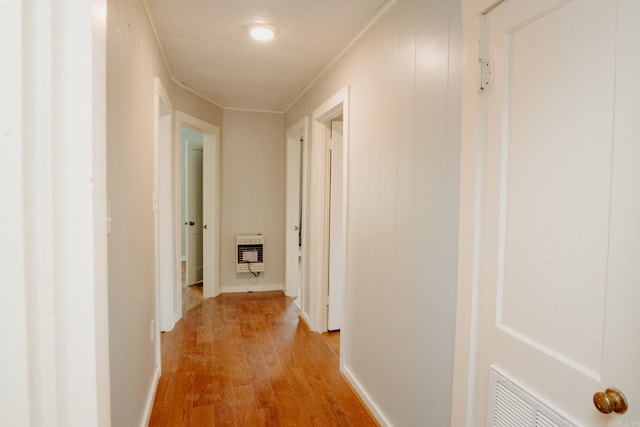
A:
186 143 204 286
472 0 640 425
202 136 215 296
285 121 304 301
328 120 344 331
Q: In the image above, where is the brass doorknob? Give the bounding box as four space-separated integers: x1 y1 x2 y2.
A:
593 388 628 414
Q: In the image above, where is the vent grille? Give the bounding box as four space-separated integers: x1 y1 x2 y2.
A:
537 412 561 427
494 381 534 427
488 367 576 427
236 234 264 273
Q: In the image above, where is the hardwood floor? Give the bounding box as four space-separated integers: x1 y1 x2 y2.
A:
320 331 340 358
149 291 377 426
182 260 204 315
183 284 204 314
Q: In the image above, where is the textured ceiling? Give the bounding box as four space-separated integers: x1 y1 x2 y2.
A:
144 0 390 112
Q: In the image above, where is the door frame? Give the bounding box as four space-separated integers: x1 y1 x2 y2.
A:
451 11 482 425
308 87 349 339
175 111 221 301
285 117 308 302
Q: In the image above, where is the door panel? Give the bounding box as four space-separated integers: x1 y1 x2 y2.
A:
494 0 614 375
202 136 215 294
186 145 203 285
474 0 640 424
286 131 303 299
328 120 344 331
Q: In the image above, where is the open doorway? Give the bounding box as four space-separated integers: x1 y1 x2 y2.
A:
307 87 349 346
175 112 220 302
154 100 220 332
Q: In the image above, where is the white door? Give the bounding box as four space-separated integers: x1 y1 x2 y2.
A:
470 0 640 425
285 129 303 300
186 143 203 285
202 136 215 294
327 120 344 331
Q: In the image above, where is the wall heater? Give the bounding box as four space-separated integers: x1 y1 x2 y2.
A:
236 234 264 273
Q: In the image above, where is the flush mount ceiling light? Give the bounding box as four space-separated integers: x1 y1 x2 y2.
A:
249 24 276 41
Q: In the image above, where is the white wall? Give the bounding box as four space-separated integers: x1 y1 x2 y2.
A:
106 0 222 425
221 110 286 292
285 0 461 424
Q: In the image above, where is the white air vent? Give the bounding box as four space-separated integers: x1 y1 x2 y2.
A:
488 367 576 427
236 234 264 273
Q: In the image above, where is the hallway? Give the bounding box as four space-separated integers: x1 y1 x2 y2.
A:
3 0 462 424
149 291 377 426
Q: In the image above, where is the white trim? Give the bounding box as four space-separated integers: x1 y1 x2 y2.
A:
284 0 397 112
141 0 172 83
308 87 350 334
174 111 221 302
299 312 313 329
140 367 161 427
143 0 396 114
174 79 225 109
142 0 225 111
451 12 484 427
223 106 285 115
176 111 220 135
341 366 392 427
219 284 284 294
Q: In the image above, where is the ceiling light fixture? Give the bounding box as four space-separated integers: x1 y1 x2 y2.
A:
249 24 276 41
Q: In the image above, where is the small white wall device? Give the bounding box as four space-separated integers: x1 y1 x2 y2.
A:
236 234 264 274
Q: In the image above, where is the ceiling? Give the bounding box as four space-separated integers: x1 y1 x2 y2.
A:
144 0 391 112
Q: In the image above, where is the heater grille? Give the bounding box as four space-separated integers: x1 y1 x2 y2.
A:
236 234 264 273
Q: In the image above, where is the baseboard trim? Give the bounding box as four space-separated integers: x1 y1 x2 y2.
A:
219 283 284 294
299 311 312 329
341 365 392 427
141 366 161 427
